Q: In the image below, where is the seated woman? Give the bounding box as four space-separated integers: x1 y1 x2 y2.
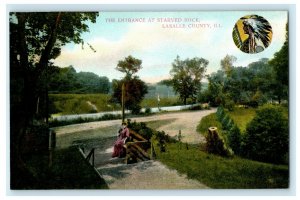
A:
112 122 130 158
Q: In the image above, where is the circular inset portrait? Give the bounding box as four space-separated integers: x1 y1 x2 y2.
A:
232 15 272 54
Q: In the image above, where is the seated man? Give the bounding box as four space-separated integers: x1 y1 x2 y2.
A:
112 122 130 158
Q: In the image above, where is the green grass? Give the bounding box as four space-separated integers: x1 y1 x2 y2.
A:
226 105 288 133
49 93 120 115
156 143 289 188
141 97 181 108
227 107 257 132
50 94 181 115
197 113 222 136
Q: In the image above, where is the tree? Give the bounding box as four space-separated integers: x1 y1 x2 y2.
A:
76 72 110 94
112 77 148 114
116 55 142 79
10 12 98 188
157 79 173 87
269 23 288 103
210 58 274 107
48 66 110 94
206 70 225 106
10 12 98 121
242 105 288 163
112 56 148 114
170 56 208 105
220 55 237 76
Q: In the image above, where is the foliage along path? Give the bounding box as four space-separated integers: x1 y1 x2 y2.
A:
54 109 216 189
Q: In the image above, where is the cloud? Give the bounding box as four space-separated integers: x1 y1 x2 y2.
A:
54 21 215 81
53 12 287 83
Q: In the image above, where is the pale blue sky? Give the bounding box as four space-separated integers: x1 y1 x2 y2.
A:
54 11 288 83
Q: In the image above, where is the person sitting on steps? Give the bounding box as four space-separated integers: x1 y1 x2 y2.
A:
112 121 130 158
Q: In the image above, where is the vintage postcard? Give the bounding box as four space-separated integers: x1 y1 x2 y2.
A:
9 10 289 190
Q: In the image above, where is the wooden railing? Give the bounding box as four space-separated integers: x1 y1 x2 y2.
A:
124 129 151 164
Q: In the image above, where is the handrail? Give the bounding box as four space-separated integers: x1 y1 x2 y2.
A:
85 148 95 167
124 128 151 163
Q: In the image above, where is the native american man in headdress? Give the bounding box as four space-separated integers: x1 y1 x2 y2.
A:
237 15 272 53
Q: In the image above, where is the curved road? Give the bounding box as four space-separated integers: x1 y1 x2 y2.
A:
54 109 216 189
53 109 216 144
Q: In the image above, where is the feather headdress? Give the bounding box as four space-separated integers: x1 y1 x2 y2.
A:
241 15 272 48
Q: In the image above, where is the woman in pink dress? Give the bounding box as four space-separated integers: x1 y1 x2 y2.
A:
112 122 130 158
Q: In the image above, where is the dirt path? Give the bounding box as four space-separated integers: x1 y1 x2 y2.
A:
98 160 209 189
90 146 209 189
156 109 216 143
54 109 216 144
55 109 216 189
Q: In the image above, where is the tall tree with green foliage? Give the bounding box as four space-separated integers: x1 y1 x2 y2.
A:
220 55 237 76
206 58 275 107
10 12 99 188
10 12 99 121
112 55 148 114
269 23 288 103
115 55 142 79
207 70 225 106
48 66 110 94
170 56 208 105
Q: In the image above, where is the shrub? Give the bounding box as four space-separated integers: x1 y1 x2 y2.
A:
126 121 174 152
205 128 233 157
221 114 230 129
250 90 268 107
127 121 153 140
131 104 141 115
242 105 288 164
189 104 202 111
153 130 175 152
227 125 241 155
144 107 152 114
224 119 234 131
216 106 225 121
215 106 242 156
224 99 235 111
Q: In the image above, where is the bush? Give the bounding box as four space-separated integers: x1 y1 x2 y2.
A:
126 121 175 152
131 104 141 115
154 130 176 152
216 106 225 121
221 115 231 129
224 99 235 111
127 121 153 140
215 106 242 156
224 119 234 131
242 105 288 164
188 104 202 111
227 125 241 155
205 128 232 157
144 107 152 114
